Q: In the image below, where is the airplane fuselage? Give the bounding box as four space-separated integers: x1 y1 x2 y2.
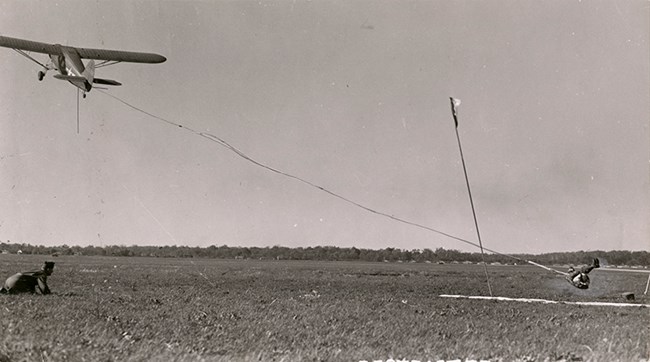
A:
49 45 93 92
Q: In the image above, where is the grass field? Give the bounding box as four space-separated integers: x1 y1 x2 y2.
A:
0 254 648 361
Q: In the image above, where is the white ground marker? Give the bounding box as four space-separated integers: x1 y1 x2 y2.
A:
439 294 650 308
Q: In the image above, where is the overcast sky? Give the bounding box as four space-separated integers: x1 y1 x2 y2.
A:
0 0 648 254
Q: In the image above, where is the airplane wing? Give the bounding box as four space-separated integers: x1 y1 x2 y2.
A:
0 35 166 64
0 35 59 54
75 47 166 64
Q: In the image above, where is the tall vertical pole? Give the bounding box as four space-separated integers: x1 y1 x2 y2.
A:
449 97 493 297
77 88 80 134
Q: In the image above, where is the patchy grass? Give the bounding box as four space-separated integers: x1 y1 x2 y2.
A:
0 254 648 361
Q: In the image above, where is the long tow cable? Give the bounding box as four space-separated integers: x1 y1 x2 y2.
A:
97 90 565 275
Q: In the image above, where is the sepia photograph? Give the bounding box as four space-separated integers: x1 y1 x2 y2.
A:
1 1 648 361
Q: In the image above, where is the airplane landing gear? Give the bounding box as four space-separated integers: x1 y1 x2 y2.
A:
37 70 46 81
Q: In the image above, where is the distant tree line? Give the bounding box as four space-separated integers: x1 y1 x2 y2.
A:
0 242 648 266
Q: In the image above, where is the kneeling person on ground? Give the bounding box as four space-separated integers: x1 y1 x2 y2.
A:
566 258 599 289
0 261 55 294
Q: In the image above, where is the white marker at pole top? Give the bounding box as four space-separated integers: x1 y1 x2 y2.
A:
449 97 462 128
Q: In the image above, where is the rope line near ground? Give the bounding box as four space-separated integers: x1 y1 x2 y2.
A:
98 90 556 270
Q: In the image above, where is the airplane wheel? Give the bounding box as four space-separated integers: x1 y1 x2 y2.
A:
83 93 87 99
37 71 45 81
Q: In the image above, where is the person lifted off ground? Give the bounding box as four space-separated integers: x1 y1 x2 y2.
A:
0 261 55 295
566 258 600 289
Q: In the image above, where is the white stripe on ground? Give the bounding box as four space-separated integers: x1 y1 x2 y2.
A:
439 295 650 308
597 268 650 274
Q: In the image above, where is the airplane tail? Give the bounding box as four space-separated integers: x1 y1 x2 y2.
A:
53 59 121 92
83 59 95 84
55 74 122 87
83 59 122 87
93 78 122 86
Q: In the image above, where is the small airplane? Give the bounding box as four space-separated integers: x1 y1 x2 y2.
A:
0 35 166 98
